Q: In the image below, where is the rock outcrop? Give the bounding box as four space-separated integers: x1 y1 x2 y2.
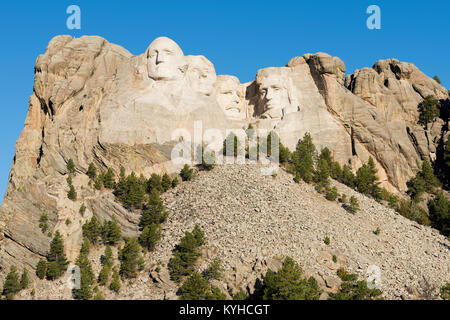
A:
0 35 448 296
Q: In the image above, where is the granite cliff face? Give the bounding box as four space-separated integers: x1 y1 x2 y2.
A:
0 35 448 294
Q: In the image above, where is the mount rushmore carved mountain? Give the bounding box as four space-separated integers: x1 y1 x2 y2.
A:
0 35 448 299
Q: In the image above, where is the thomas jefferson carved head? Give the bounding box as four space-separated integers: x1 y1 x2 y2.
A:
146 37 187 81
215 75 246 120
186 55 217 96
256 68 298 120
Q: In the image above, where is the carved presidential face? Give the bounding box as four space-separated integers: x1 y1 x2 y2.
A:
257 75 290 120
146 37 186 81
215 76 245 119
186 56 217 96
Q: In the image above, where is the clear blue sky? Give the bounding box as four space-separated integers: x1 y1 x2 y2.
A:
0 0 449 203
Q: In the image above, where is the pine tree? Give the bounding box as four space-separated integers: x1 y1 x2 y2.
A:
140 189 168 228
119 238 144 279
355 157 381 200
124 172 145 209
292 133 316 183
348 196 360 213
262 257 321 300
340 165 356 188
407 159 441 200
223 132 243 157
172 177 180 188
162 173 172 192
104 218 122 245
314 158 330 188
67 184 77 201
330 268 382 300
147 173 163 193
47 231 69 279
113 166 127 200
94 173 104 190
36 259 47 279
192 224 206 246
433 75 441 84
80 236 90 255
2 266 21 300
418 95 440 128
86 163 97 180
73 253 94 300
180 164 193 181
428 192 450 236
139 224 161 251
82 216 102 244
101 245 114 267
179 272 210 300
203 258 224 280
67 159 76 174
98 264 111 286
109 269 121 293
103 168 115 189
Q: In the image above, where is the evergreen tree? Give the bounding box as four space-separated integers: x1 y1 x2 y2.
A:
80 236 90 255
428 192 450 236
329 268 382 300
101 245 114 267
179 272 210 300
147 173 163 193
407 159 441 200
180 164 194 181
139 224 161 251
140 189 168 228
348 196 360 213
355 157 381 200
101 219 122 245
119 238 144 279
20 268 29 290
36 259 47 279
168 228 203 283
98 264 111 286
162 173 172 192
103 168 115 189
223 132 243 157
73 253 95 300
172 177 180 188
113 167 127 200
47 231 69 279
67 184 77 201
124 172 145 209
82 216 102 244
192 224 206 246
292 133 316 183
86 163 97 180
2 266 21 300
418 95 440 128
233 290 248 300
330 161 342 180
67 159 76 174
94 173 104 190
262 257 321 300
203 258 224 280
109 268 121 293
340 165 356 188
314 158 330 188
433 75 441 84
325 186 339 201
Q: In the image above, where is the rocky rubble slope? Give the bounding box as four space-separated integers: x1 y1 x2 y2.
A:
17 163 450 300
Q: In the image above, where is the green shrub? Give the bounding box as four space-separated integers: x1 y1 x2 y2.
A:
418 95 440 128
203 258 224 280
324 236 330 245
67 159 76 174
86 163 97 180
325 186 339 201
180 164 194 181
262 257 321 300
330 268 383 300
119 238 144 279
348 196 360 213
